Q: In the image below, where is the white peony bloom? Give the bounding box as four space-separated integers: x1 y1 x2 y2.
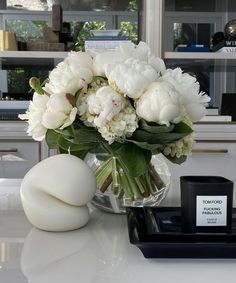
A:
43 52 94 96
93 51 127 77
117 41 166 73
108 57 158 99
66 51 93 70
136 82 183 126
116 41 149 62
160 68 211 122
42 94 77 129
87 86 126 127
93 41 166 78
148 56 166 73
183 93 209 122
18 92 49 141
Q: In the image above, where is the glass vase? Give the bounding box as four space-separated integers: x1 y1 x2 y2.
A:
85 150 171 214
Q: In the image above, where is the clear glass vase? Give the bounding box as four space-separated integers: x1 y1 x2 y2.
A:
85 150 171 214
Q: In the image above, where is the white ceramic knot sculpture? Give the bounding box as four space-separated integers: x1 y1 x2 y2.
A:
20 154 96 232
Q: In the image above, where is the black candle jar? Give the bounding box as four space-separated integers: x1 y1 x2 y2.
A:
180 176 233 233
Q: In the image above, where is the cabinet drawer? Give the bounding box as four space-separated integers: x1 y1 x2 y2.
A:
176 142 236 178
0 140 41 178
165 142 236 206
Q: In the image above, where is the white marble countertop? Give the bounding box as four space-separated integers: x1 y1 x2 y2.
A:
1 179 236 283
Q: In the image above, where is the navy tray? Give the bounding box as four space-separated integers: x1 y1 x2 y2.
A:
126 207 236 258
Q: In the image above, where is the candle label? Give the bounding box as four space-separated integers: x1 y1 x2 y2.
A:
196 195 227 226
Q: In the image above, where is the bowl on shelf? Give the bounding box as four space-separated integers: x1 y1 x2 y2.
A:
91 29 121 37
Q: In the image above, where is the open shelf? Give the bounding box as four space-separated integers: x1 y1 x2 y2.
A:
164 52 236 68
165 52 236 60
0 51 68 69
3 51 235 67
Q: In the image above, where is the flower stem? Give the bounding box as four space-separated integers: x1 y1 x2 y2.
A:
145 171 157 194
98 142 161 200
118 167 133 198
111 157 119 189
148 163 165 190
100 174 113 193
134 177 146 194
95 157 113 190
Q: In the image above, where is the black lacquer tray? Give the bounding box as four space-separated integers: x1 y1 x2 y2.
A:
126 207 236 258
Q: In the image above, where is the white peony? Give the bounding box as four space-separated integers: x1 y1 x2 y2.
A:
136 82 183 126
160 68 211 122
87 86 126 127
43 52 94 96
92 51 127 77
93 41 166 78
148 56 166 74
19 92 49 141
42 94 77 129
117 41 166 73
108 57 158 99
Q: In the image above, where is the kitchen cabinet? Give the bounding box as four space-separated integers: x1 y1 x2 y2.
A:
165 122 236 206
0 121 50 178
0 140 40 178
0 51 67 178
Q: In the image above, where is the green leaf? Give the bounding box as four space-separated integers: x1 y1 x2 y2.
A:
45 129 59 149
54 127 74 138
132 129 189 144
46 129 95 159
126 139 163 151
57 135 94 153
131 121 193 145
72 128 102 144
173 121 193 134
115 143 152 177
58 147 89 159
55 123 102 145
139 119 175 133
164 154 187 164
47 122 104 159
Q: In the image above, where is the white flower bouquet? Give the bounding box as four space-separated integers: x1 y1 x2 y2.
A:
19 41 210 205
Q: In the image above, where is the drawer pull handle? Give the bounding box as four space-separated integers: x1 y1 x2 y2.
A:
192 148 228 153
0 148 18 153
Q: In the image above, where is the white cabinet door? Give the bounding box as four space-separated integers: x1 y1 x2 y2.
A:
0 140 41 178
164 141 236 206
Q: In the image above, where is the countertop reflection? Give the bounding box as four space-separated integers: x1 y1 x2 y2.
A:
1 207 236 283
21 208 131 283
